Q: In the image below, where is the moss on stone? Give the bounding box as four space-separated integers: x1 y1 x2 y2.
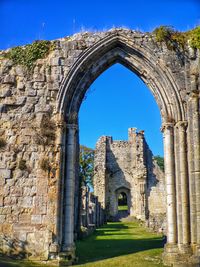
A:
153 25 200 50
4 40 56 69
189 26 200 49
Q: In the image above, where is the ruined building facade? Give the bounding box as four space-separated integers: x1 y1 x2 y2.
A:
0 28 199 266
94 128 166 230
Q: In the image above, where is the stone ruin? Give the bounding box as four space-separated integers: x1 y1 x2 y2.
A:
0 27 199 266
93 128 166 231
80 186 105 234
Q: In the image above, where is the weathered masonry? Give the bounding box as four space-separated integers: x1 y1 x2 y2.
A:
0 28 200 266
93 128 166 231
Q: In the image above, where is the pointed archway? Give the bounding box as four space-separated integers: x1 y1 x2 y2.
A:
56 31 196 266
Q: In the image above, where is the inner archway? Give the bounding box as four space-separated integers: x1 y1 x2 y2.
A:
57 32 190 266
118 192 128 209
116 189 130 218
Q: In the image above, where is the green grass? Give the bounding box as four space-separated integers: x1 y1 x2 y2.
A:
75 221 165 267
0 255 55 267
118 205 128 211
0 221 166 267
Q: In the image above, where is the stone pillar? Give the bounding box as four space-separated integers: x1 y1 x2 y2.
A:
174 125 182 245
62 124 78 256
187 91 200 257
162 122 180 266
192 93 200 253
176 121 190 250
50 114 66 255
187 93 197 247
162 122 177 245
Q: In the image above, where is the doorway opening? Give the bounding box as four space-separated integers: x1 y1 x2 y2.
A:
118 192 128 212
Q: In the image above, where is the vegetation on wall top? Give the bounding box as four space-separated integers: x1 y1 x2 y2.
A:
153 25 200 50
4 40 56 69
1 26 199 70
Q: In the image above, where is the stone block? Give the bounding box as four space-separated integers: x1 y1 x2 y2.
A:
50 57 60 66
10 187 22 197
33 74 45 82
31 215 42 224
15 66 24 76
0 215 6 223
0 178 5 186
16 96 26 106
0 85 11 98
23 186 37 197
13 225 35 232
19 196 33 208
6 213 18 224
0 207 11 215
4 196 17 205
0 169 11 179
27 88 37 97
18 232 27 242
2 223 13 234
36 179 48 195
3 74 15 84
19 214 31 224
33 196 47 214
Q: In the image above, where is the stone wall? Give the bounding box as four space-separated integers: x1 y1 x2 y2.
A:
80 186 105 232
93 128 166 231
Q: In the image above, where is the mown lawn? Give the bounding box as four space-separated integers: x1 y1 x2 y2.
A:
75 221 166 267
0 221 166 267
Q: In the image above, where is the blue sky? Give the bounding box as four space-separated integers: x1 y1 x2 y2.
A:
1 0 199 155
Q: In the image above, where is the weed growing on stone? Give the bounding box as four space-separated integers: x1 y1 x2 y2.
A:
153 25 200 50
35 116 56 146
40 158 51 172
4 40 56 69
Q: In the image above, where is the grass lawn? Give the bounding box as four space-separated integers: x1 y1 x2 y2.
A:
118 205 128 211
75 221 166 267
0 221 166 267
0 256 55 267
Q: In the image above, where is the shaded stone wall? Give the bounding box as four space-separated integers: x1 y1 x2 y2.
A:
80 186 105 231
93 128 166 231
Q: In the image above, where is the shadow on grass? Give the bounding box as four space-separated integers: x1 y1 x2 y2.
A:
0 255 54 267
75 222 164 265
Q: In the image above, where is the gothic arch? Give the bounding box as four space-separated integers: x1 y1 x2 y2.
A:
57 32 185 123
55 31 199 267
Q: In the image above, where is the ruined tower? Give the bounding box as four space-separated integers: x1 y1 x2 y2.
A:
93 128 166 230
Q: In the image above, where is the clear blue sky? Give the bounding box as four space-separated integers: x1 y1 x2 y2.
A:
1 0 199 155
